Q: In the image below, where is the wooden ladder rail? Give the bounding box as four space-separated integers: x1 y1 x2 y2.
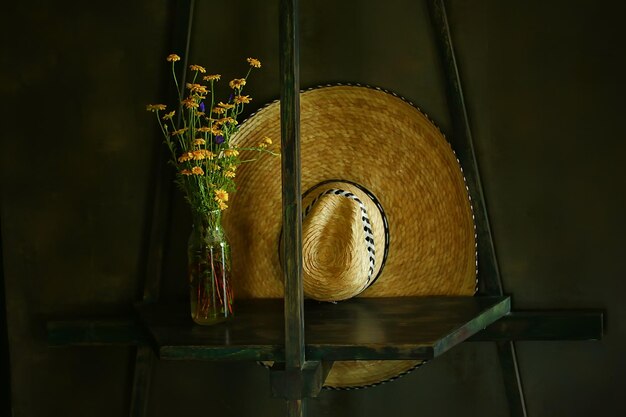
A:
129 1 196 416
426 1 527 415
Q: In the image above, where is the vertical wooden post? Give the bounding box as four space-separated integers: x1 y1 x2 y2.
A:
279 0 305 416
426 0 527 416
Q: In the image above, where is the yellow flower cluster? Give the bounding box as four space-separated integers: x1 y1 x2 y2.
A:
187 83 208 95
258 137 273 148
234 95 251 104
146 104 166 112
148 54 271 214
182 98 199 109
215 117 236 126
214 189 229 210
247 57 261 68
189 64 206 73
171 127 189 136
180 166 204 176
178 149 215 163
223 148 239 157
229 78 246 90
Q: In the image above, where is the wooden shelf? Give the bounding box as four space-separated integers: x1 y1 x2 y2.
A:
135 296 510 362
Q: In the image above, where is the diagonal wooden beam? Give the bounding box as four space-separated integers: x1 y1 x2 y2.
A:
426 1 527 415
129 0 196 415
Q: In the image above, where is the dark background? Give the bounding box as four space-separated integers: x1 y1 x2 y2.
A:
1 0 625 416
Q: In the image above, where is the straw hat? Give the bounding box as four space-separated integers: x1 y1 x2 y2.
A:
286 180 389 302
223 85 477 388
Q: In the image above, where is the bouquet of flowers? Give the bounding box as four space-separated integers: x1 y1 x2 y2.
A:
146 54 276 324
146 54 276 215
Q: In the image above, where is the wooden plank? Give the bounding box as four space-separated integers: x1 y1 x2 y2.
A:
469 310 604 341
47 318 146 346
46 308 603 347
304 296 510 360
137 299 285 361
135 296 510 361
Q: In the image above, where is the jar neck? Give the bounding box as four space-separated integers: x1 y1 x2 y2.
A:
191 210 224 237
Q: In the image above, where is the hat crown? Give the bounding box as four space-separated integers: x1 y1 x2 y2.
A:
302 190 372 301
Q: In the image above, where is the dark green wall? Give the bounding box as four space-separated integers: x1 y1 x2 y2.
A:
1 1 624 416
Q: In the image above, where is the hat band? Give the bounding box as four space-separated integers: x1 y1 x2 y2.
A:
304 188 376 287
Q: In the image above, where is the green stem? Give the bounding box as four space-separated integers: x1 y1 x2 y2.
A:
172 63 182 102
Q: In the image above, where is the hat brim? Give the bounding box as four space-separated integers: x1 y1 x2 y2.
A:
223 85 476 388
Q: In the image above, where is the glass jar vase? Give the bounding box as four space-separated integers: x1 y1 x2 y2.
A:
188 210 233 325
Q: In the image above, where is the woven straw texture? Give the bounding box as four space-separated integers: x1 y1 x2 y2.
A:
223 85 476 388
299 182 387 301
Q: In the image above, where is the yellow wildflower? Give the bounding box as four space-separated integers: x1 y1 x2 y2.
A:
192 150 207 160
218 200 228 210
146 104 166 112
197 126 211 133
171 128 188 136
178 152 194 163
192 150 215 160
223 148 240 157
229 78 246 89
180 169 192 176
214 189 229 202
162 110 175 120
258 137 272 148
246 57 261 68
218 102 235 109
212 107 226 115
210 125 223 135
193 138 206 146
224 170 236 178
166 54 181 62
203 74 221 81
182 98 199 109
215 117 237 126
191 166 204 175
186 83 209 95
234 95 251 104
189 64 206 73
